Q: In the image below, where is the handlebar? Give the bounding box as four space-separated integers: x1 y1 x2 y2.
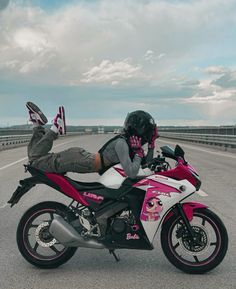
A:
147 156 171 172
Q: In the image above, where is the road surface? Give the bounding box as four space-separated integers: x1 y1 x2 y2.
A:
0 134 235 289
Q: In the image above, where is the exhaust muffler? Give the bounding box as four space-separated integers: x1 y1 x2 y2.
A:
49 215 104 249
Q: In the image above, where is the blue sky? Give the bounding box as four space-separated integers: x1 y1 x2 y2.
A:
0 0 236 127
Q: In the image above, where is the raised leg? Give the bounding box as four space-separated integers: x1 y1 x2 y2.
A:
28 127 58 162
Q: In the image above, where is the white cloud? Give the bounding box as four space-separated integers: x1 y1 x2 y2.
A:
0 7 57 74
186 90 234 104
144 50 155 61
144 50 166 63
13 28 52 54
80 59 148 85
205 66 229 75
0 0 235 84
158 53 166 60
0 0 236 126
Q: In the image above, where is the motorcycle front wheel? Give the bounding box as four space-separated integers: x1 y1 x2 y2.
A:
161 208 228 274
17 201 77 269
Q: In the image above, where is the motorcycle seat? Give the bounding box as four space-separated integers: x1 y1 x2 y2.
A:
24 165 142 200
64 176 106 191
26 164 106 190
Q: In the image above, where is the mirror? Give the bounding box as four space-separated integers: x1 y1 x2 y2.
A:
160 145 177 160
174 145 185 158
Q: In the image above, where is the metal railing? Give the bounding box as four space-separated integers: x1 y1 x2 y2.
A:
0 135 32 150
159 125 236 135
1 130 236 151
0 132 83 151
159 132 236 149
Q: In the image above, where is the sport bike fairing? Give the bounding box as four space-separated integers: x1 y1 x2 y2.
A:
135 175 196 243
99 164 152 189
9 163 196 245
9 145 228 274
99 164 196 244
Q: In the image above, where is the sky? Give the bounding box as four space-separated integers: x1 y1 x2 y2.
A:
0 0 236 127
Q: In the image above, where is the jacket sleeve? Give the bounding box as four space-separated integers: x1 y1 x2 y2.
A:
115 138 142 178
145 148 154 163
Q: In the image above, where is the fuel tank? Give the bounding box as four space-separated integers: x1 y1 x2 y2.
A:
98 164 152 189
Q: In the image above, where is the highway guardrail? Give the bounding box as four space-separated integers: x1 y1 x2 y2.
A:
159 132 236 151
1 132 236 152
0 132 83 151
0 135 32 150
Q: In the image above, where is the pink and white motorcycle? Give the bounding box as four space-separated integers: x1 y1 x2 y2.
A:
9 144 228 274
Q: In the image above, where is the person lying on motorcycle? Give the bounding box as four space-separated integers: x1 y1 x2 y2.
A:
27 102 159 178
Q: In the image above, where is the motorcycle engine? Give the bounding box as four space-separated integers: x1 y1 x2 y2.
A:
111 217 127 234
111 211 136 235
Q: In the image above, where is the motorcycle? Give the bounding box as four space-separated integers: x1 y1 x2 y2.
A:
8 144 228 274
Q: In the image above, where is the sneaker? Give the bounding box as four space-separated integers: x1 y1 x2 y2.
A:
53 106 66 135
26 102 48 125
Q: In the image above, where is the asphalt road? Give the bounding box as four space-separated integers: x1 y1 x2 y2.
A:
0 134 235 289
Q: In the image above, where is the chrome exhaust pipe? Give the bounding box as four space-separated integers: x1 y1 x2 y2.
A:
49 215 104 249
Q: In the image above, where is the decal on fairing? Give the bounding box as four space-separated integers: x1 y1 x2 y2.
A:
82 192 104 203
126 233 140 240
114 167 127 177
140 178 181 222
140 189 163 221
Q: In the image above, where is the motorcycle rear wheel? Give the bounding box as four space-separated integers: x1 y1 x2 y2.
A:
161 208 228 274
17 201 77 269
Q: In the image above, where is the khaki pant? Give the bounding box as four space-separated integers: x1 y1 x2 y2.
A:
28 126 96 174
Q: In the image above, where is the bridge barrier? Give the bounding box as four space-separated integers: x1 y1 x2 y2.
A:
0 135 32 150
1 131 236 152
0 132 83 151
159 132 236 152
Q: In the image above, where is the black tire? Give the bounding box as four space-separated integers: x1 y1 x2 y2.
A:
161 208 228 274
17 201 77 269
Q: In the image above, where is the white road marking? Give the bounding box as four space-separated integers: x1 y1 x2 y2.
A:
158 139 236 159
0 139 76 171
0 139 79 207
0 157 28 171
196 189 208 197
54 139 76 148
0 203 8 209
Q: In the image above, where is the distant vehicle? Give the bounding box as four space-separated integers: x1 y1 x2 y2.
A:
84 128 92 134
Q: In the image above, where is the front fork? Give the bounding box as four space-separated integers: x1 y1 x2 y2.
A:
176 204 196 241
164 202 208 241
176 202 208 242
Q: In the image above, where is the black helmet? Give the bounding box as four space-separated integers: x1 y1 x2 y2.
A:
123 110 156 144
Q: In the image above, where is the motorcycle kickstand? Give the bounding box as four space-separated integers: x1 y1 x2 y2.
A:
109 250 120 262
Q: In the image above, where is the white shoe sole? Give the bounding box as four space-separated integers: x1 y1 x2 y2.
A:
26 102 48 125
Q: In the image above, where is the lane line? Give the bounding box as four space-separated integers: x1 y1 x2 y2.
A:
196 189 208 197
0 139 77 171
158 139 236 159
0 139 80 207
0 157 28 170
0 203 8 209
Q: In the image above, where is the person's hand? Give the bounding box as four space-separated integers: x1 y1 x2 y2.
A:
129 136 144 158
148 126 159 149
